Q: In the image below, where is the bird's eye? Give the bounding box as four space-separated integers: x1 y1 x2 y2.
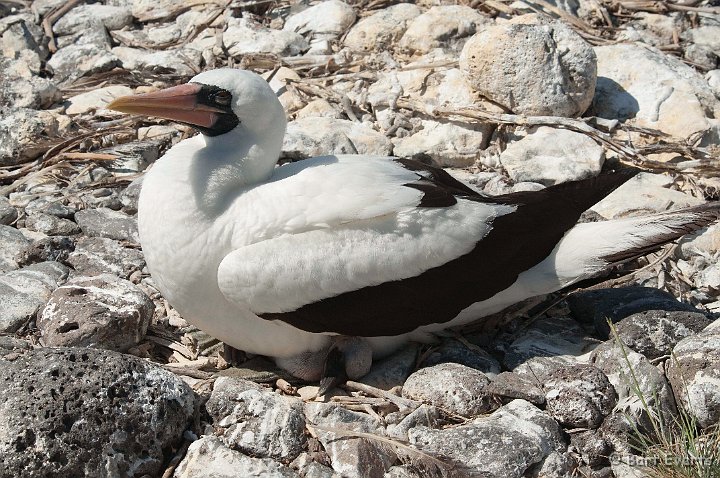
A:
214 90 232 106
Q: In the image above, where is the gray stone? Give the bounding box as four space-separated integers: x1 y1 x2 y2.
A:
64 85 134 115
46 43 118 84
461 17 597 117
290 453 338 478
543 364 616 429
0 14 47 67
112 46 203 77
0 261 68 333
387 404 440 441
486 371 546 405
685 44 717 71
120 176 144 215
615 310 712 359
74 207 139 242
361 343 419 390
421 339 501 378
399 5 490 54
590 340 677 433
0 197 17 226
0 109 61 165
100 140 161 175
38 274 153 352
500 126 605 185
391 120 489 168
403 362 496 417
24 199 76 219
16 236 75 267
0 347 194 478
25 213 80 236
305 402 395 478
570 430 612 469
0 335 31 354
344 3 421 52
67 236 145 279
707 70 720 99
591 43 719 138
667 328 720 428
0 225 30 272
206 377 307 462
282 117 392 160
504 316 592 370
224 18 308 57
567 286 702 339
409 399 566 478
173 436 300 478
0 58 59 109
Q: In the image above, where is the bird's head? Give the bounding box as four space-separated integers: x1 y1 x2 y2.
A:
108 68 286 138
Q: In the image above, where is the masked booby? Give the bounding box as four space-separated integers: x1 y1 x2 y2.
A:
108 68 720 385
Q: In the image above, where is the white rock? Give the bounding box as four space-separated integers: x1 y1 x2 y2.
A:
707 70 720 99
392 119 489 167
590 172 705 219
399 5 490 54
283 0 356 41
344 3 421 52
262 67 305 113
283 117 392 159
296 99 341 119
616 12 680 46
683 25 720 51
500 126 605 185
53 4 133 35
47 44 118 83
460 16 597 117
65 85 133 115
112 46 202 76
173 436 300 478
592 43 720 138
224 18 308 57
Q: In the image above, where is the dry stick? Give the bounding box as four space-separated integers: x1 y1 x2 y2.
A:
344 381 422 413
42 0 83 53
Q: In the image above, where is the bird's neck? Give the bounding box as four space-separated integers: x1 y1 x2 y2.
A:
186 124 283 215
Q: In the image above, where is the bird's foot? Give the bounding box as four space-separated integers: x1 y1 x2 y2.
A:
317 337 372 396
275 337 372 396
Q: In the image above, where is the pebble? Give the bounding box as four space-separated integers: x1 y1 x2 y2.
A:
67 236 145 279
46 43 118 83
399 5 490 54
567 286 703 339
500 126 605 185
543 364 617 429
0 59 59 109
24 213 80 236
0 261 68 333
344 3 421 52
206 377 307 462
0 197 18 225
173 436 300 478
592 43 719 138
305 402 395 478
112 46 203 77
74 207 139 243
223 18 308 57
0 347 194 478
15 236 75 266
38 274 154 352
667 327 720 428
460 16 597 117
486 371 546 405
0 108 61 165
0 224 30 272
409 399 566 478
283 117 392 160
402 362 496 417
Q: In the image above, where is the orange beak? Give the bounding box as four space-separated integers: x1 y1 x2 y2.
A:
107 83 226 129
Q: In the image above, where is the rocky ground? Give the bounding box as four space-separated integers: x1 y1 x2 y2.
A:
1 0 720 477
